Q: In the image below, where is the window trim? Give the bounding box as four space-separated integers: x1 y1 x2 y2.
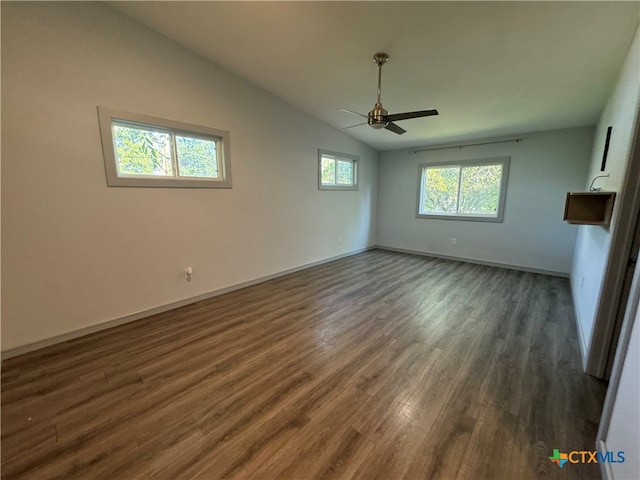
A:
318 149 359 191
97 106 232 188
415 156 510 223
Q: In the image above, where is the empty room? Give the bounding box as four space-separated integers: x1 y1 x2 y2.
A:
2 2 640 479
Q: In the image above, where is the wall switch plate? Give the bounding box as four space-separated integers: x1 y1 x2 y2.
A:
451 238 457 245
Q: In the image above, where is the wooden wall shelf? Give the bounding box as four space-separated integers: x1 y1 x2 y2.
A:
564 191 616 226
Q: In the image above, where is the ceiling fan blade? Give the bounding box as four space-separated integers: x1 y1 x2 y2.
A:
384 122 406 135
386 109 439 122
339 122 367 130
339 108 368 119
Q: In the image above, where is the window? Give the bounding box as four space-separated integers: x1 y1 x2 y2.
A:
318 150 358 190
98 107 231 188
417 157 509 222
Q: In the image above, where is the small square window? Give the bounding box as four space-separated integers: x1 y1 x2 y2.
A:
318 150 358 190
98 107 231 188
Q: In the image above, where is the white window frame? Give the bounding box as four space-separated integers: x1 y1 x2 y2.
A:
416 156 510 222
318 149 359 191
98 106 232 188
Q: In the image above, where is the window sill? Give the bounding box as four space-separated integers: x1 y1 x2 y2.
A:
416 213 503 223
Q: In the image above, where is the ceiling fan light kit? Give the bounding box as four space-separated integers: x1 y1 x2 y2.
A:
341 52 439 135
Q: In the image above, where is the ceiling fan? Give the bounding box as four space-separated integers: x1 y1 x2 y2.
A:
341 53 439 135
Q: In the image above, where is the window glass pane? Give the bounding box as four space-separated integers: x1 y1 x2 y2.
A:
176 135 219 178
318 150 358 190
321 156 336 184
336 160 353 185
459 165 502 216
113 123 173 176
423 167 460 213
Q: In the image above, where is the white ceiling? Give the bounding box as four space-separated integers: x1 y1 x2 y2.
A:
110 1 639 151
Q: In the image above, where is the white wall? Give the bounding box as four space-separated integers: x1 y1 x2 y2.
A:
571 27 640 358
377 127 593 275
604 303 640 480
1 2 378 352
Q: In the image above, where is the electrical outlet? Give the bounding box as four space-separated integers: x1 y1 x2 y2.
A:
337 236 342 244
451 238 457 245
185 266 193 281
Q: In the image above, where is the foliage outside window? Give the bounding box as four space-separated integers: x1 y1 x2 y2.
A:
417 157 509 222
318 150 358 190
98 107 231 188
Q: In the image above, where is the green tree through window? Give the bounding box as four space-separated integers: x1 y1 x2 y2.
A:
113 124 172 176
318 150 358 190
176 136 218 178
98 107 232 188
418 158 509 222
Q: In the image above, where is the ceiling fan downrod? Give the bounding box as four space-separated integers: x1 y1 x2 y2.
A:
369 52 390 129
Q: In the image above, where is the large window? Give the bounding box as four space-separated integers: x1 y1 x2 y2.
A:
318 150 358 190
98 107 231 188
416 157 509 222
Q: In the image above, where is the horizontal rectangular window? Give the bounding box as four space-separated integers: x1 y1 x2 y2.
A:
98 107 231 188
416 157 510 222
318 150 358 190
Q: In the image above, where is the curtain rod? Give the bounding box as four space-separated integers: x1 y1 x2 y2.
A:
409 138 522 154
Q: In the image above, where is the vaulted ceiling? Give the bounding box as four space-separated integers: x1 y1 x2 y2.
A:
110 1 639 151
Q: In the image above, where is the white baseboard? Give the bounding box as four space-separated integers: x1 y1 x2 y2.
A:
375 245 569 278
570 276 590 372
1 246 375 360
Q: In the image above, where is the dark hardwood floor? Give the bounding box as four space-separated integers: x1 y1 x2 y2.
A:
1 249 607 479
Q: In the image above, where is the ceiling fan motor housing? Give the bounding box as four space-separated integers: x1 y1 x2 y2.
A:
368 102 388 129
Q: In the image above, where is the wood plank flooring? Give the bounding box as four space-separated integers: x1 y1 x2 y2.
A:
1 249 607 479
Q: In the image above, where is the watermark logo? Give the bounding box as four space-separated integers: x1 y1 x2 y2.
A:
549 449 569 468
549 449 625 468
